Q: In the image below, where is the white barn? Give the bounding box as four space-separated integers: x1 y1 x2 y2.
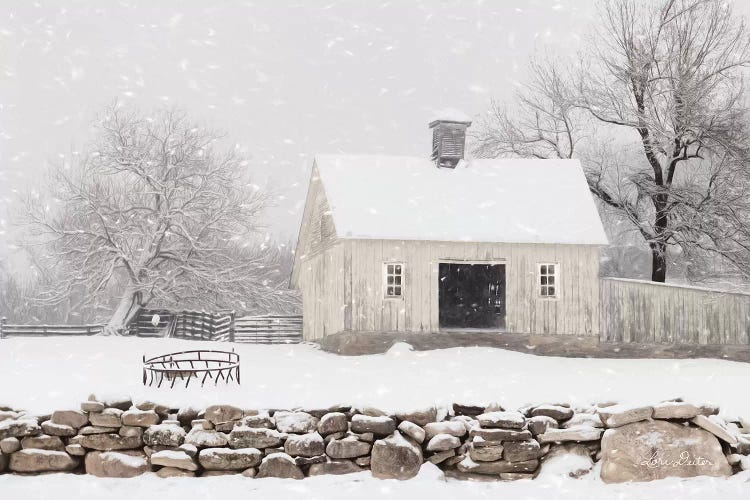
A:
291 117 608 341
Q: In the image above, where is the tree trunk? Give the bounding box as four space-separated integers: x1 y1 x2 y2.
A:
650 241 667 282
103 287 142 335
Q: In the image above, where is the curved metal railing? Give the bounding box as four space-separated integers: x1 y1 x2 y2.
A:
142 349 240 388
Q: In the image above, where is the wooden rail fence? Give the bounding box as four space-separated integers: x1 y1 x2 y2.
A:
233 315 303 344
600 278 750 345
128 310 236 341
0 318 103 338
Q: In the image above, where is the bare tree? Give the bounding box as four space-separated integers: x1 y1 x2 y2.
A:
24 104 297 334
474 0 750 282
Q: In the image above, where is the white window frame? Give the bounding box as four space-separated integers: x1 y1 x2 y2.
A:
538 263 559 299
384 262 404 299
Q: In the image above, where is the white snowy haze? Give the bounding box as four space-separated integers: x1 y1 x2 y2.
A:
2 0 749 265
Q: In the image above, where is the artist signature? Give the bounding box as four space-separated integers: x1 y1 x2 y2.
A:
639 451 714 469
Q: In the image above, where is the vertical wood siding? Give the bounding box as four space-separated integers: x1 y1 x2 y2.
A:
600 278 750 345
298 239 601 339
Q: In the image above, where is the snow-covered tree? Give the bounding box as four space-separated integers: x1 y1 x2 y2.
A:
474 0 750 282
24 105 296 334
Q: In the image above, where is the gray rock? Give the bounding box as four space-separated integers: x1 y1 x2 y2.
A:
121 409 160 427
228 426 285 449
529 405 574 422
257 452 304 479
503 439 542 462
179 443 198 457
527 416 558 436
143 424 187 447
355 456 371 467
426 433 461 452
79 425 119 435
294 454 327 466
204 405 244 425
100 396 132 411
309 459 363 475
561 413 603 429
150 449 199 471
134 401 170 417
0 418 41 440
85 450 150 478
469 439 503 462
185 428 228 448
476 411 526 429
652 402 700 420
241 413 274 429
241 467 257 477
395 407 437 426
691 415 739 445
318 412 349 436
51 410 88 429
598 405 653 428
9 449 79 472
177 407 200 426
0 437 21 454
453 404 486 417
65 444 86 456
81 401 105 413
0 411 19 423
199 447 262 470
537 426 603 444
600 419 731 483
156 466 195 478
78 433 142 451
284 432 325 457
424 421 466 440
274 411 319 434
89 408 123 428
119 426 144 438
326 436 371 458
457 456 538 475
397 421 426 444
428 449 456 464
470 427 531 442
201 470 239 476
21 434 64 451
191 419 213 430
0 451 6 472
371 431 423 480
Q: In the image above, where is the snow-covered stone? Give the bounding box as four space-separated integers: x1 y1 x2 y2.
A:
0 437 21 454
371 431 423 480
308 459 363 475
395 407 437 426
424 421 466 440
0 418 41 440
156 466 195 478
425 433 460 452
78 433 142 451
529 405 574 422
119 425 144 438
65 444 86 456
503 439 542 462
241 413 274 429
691 414 739 445
397 420 425 443
274 411 319 434
326 436 371 459
560 412 603 429
537 426 603 443
85 450 150 478
457 455 538 475
51 410 88 429
257 452 304 479
184 427 226 448
469 439 503 462
204 405 243 425
317 412 348 436
652 402 700 420
80 401 105 413
350 414 396 436
284 432 325 457
21 434 64 451
79 425 118 435
527 415 558 436
598 404 653 428
121 409 160 427
143 424 186 447
198 447 262 470
228 426 285 449
470 427 531 442
537 443 594 479
150 449 198 471
89 408 123 428
476 411 526 429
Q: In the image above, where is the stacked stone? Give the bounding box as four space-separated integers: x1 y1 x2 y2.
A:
2 398 749 482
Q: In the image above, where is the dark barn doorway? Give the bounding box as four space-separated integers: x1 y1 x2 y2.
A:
439 263 506 330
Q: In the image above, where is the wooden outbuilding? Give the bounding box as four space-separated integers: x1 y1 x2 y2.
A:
291 115 608 341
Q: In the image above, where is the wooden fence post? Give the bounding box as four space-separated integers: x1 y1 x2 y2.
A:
229 311 236 343
0 317 6 339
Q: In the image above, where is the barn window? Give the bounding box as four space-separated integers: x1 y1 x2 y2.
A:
538 263 558 298
384 263 404 298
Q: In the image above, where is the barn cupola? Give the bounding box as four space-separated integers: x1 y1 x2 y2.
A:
429 109 472 169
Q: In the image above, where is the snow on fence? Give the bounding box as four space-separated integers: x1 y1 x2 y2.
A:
128 309 236 341
600 278 750 345
233 314 303 344
0 318 103 338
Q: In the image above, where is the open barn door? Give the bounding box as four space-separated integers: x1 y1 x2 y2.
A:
438 263 506 330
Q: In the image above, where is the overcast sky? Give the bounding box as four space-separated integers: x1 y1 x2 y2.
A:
2 0 749 264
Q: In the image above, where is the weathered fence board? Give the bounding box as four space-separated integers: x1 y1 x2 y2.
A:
129 310 236 341
233 315 303 344
0 318 103 338
600 278 750 345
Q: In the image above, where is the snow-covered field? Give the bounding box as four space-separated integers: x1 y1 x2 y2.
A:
1 336 749 417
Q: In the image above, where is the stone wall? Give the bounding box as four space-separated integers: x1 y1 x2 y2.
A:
1 398 749 482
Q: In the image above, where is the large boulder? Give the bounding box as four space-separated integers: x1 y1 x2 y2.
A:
326 436 371 459
284 432 325 457
274 411 319 434
198 447 262 470
228 426 285 449
257 452 304 479
600 419 731 483
9 449 79 472
85 451 150 478
370 431 423 480
143 424 187 447
51 410 88 429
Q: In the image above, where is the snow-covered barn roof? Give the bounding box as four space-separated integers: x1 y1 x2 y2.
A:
313 155 608 245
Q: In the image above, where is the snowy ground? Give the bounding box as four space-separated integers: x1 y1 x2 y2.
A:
0 466 749 500
1 336 749 418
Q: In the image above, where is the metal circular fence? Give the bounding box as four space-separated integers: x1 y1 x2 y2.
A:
142 349 240 388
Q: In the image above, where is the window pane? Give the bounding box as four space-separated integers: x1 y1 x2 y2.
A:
541 287 547 296
541 276 547 285
387 264 394 274
548 264 555 274
394 286 401 296
395 265 402 275
548 286 555 296
387 286 394 296
540 264 547 274
387 276 394 285
395 275 401 285
548 276 555 285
